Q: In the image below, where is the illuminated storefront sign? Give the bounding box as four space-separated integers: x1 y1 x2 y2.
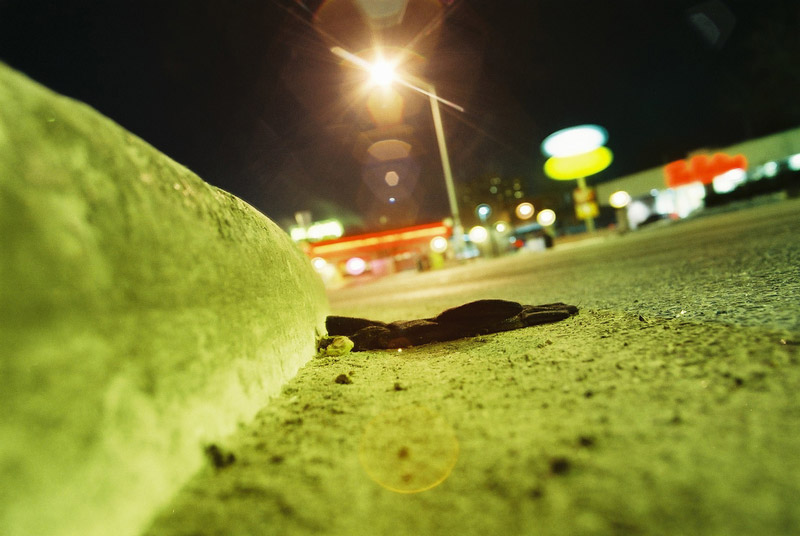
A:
664 153 748 188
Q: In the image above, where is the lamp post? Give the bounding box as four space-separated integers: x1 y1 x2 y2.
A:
331 46 465 256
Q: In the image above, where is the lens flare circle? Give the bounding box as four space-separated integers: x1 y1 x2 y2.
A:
358 405 459 494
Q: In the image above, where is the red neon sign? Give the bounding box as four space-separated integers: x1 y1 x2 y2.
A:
664 153 747 188
308 222 452 260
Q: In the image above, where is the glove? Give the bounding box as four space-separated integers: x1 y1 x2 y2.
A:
326 299 578 351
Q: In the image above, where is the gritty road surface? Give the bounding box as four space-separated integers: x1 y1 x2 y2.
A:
145 196 800 536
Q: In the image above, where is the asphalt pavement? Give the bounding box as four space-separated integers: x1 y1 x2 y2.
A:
330 194 800 332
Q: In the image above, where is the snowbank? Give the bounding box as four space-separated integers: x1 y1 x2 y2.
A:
0 62 328 536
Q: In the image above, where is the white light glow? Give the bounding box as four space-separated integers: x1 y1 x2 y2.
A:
370 59 395 86
345 257 367 276
674 182 706 218
609 190 632 209
541 125 608 157
536 209 556 226
468 226 489 243
789 153 800 171
430 236 449 253
290 227 307 241
311 257 328 271
712 168 747 194
307 220 344 241
763 161 779 177
515 202 534 219
495 221 509 233
627 201 651 228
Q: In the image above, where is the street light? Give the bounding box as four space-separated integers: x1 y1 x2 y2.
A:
331 46 466 256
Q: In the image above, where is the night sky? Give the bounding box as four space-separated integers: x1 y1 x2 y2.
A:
1 0 799 230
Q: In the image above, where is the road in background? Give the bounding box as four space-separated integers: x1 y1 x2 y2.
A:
330 196 800 332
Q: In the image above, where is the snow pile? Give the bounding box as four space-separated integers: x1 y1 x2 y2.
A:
0 62 328 536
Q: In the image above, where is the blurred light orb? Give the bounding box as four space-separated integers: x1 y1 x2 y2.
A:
385 170 400 186
536 209 556 226
307 219 344 241
475 204 492 219
311 257 328 272
389 197 397 203
430 236 449 253
515 202 534 219
468 226 489 243
544 146 613 180
763 161 779 177
495 221 509 233
541 124 608 158
370 59 396 86
627 201 651 227
368 139 412 161
789 153 800 171
712 168 747 194
345 257 368 276
609 190 632 209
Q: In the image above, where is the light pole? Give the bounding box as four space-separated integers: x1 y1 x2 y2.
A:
330 46 466 256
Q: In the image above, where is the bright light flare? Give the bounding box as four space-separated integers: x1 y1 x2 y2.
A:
536 209 556 227
495 221 509 233
370 59 396 86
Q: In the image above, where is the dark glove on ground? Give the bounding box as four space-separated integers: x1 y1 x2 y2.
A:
326 299 578 351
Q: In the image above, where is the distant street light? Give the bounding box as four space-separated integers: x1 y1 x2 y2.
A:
537 209 556 227
331 46 466 256
515 202 534 220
